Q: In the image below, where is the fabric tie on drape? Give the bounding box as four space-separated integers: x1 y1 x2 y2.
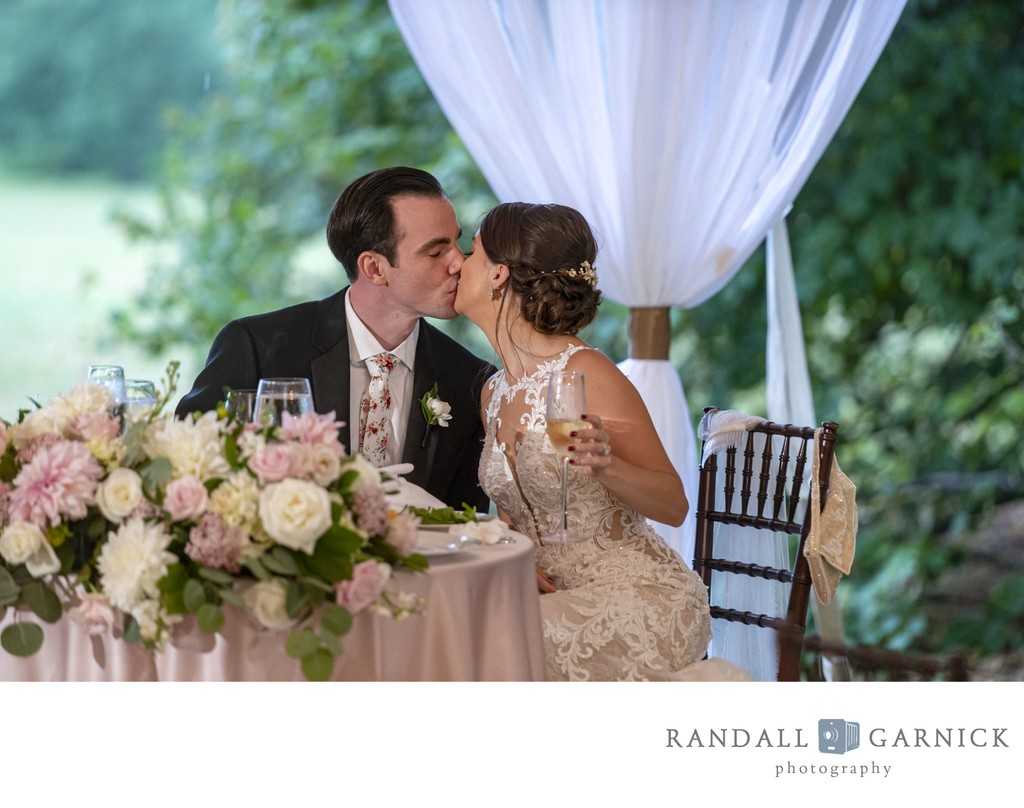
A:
359 352 398 467
388 0 906 570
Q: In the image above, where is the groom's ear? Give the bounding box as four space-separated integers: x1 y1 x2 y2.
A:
357 251 388 285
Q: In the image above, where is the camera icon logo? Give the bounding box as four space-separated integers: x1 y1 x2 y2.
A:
818 719 860 755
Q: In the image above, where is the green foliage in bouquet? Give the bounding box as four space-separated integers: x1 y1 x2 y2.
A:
0 362 427 680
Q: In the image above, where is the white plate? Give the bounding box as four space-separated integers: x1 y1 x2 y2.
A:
414 531 475 557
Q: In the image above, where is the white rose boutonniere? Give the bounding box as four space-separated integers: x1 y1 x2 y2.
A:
420 383 452 427
419 383 451 447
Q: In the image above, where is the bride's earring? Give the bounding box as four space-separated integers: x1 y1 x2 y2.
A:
489 283 496 301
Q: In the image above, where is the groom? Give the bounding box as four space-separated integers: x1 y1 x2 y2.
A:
175 166 495 510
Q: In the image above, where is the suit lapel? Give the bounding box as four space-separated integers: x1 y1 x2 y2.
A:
310 289 352 452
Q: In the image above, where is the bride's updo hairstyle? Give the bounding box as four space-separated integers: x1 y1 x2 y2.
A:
479 202 602 336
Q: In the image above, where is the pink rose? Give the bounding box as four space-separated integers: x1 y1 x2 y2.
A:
335 560 389 614
68 592 116 637
248 442 306 484
163 475 209 522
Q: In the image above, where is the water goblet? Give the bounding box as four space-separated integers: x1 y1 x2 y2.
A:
87 364 127 405
224 388 258 424
255 377 314 427
539 370 588 545
124 379 159 420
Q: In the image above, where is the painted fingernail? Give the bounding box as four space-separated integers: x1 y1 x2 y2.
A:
569 431 578 437
581 414 589 421
567 445 576 451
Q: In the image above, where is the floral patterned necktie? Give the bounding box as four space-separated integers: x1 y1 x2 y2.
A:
359 352 399 467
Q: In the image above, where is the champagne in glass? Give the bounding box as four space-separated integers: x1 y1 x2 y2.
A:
255 377 314 427
540 370 588 545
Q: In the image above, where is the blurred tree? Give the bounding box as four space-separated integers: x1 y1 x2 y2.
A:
0 0 223 181
112 0 494 359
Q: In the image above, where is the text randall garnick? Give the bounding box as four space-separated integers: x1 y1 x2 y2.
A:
666 728 1009 748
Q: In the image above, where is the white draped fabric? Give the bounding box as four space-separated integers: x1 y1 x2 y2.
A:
388 0 905 571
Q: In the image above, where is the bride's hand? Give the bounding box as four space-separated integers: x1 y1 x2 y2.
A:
536 565 557 593
566 413 612 474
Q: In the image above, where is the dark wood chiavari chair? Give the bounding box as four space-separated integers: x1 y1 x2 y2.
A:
693 407 839 681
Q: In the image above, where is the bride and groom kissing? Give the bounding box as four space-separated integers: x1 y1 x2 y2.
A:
176 166 748 682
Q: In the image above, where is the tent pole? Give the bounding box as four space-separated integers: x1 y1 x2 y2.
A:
628 306 671 360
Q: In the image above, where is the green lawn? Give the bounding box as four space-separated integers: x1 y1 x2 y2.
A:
0 178 198 421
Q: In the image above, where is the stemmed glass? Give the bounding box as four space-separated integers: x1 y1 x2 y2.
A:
540 370 588 545
225 388 258 424
87 364 127 405
255 377 314 427
123 379 158 420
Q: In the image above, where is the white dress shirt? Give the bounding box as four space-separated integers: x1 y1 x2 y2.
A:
345 292 419 464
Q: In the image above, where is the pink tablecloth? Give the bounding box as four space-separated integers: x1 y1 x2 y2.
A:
0 534 546 682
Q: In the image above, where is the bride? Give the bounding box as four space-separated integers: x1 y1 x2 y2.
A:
456 201 748 681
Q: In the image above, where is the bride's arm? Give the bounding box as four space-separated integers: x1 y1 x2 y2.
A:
565 349 688 526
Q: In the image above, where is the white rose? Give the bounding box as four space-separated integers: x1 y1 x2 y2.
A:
428 397 452 426
243 579 297 631
307 443 342 487
0 521 61 577
258 478 332 554
96 467 144 523
343 453 384 492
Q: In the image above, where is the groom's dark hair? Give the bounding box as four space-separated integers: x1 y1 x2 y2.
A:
326 166 448 281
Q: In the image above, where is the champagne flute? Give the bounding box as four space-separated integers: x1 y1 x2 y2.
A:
225 388 258 424
255 377 314 427
540 370 588 545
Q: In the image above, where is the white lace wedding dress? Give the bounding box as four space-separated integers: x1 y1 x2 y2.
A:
480 346 748 681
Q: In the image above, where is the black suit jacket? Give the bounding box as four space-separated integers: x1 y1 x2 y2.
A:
175 289 496 511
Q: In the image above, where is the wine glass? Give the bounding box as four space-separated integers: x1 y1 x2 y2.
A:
540 370 588 545
123 379 159 420
255 377 314 426
225 388 258 424
87 364 127 405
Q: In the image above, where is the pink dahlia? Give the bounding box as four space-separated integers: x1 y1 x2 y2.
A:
9 440 104 528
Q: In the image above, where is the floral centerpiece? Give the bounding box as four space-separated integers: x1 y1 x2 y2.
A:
0 363 426 680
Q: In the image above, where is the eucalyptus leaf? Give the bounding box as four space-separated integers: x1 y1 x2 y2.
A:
219 587 245 608
183 578 208 611
320 603 353 637
22 580 63 623
301 648 334 682
263 547 299 576
158 563 189 593
318 628 343 656
196 603 225 633
123 615 141 644
1 622 44 657
285 628 320 659
245 557 271 582
0 567 20 606
198 566 235 586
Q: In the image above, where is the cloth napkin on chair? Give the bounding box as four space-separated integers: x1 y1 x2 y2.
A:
804 429 858 605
